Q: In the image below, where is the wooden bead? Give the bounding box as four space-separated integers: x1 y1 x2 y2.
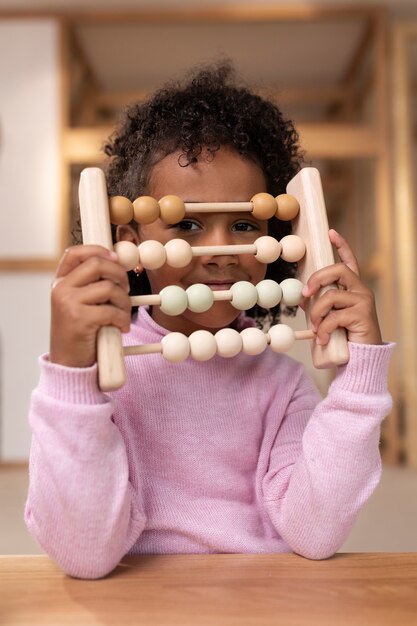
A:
251 193 277 220
133 196 160 224
138 240 166 269
165 239 193 268
268 324 295 352
275 194 300 221
230 281 258 310
240 327 268 355
256 279 282 308
280 235 306 263
254 236 282 264
159 285 188 315
189 330 217 361
158 195 186 224
186 283 214 313
109 196 134 225
113 241 139 271
280 278 304 306
161 332 190 362
214 328 243 358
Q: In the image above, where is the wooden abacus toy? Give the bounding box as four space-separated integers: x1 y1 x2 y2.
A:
79 167 349 391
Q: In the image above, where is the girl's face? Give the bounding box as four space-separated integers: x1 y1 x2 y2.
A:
133 147 269 334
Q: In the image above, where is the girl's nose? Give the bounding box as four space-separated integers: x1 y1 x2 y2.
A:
200 226 239 268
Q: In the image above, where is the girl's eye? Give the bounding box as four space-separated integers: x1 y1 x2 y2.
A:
232 221 259 232
172 220 201 231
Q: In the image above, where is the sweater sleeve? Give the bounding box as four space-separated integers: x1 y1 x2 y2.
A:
262 341 394 560
24 356 146 579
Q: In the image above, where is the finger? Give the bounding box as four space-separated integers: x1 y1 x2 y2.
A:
329 229 360 276
55 245 119 279
302 263 362 298
55 255 130 292
81 304 132 334
314 308 361 345
309 290 359 331
76 280 132 312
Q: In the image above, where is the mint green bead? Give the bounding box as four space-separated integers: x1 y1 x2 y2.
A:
186 283 214 313
159 285 188 315
230 281 258 310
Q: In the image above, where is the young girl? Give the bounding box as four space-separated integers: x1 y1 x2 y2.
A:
25 63 393 579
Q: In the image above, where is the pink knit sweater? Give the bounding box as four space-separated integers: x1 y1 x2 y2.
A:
25 307 393 579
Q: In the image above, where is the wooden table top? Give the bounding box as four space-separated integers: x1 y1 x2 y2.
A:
1 553 416 625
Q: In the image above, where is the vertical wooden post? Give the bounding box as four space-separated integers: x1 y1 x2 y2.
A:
392 24 417 469
372 11 401 464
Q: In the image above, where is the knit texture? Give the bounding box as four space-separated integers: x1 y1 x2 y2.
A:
25 307 394 579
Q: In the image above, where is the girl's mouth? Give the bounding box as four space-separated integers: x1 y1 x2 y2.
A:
204 282 234 291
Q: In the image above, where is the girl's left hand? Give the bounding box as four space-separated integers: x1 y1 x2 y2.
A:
301 229 383 346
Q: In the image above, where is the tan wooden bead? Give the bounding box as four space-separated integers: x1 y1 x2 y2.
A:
133 196 160 224
250 193 277 220
158 195 186 224
275 194 300 221
109 196 134 225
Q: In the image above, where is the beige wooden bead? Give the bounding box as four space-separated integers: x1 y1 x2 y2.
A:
158 195 186 224
268 324 296 352
109 196 134 225
214 328 243 358
189 330 217 361
161 332 190 362
254 236 282 264
113 241 139 271
275 194 300 221
165 239 193 268
251 193 277 220
138 240 166 269
240 327 268 355
133 196 160 224
280 235 306 263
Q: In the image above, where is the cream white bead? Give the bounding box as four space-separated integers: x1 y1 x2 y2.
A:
186 283 214 313
240 327 268 355
214 328 243 358
138 240 166 269
280 235 306 263
268 324 296 352
161 332 190 362
159 285 188 315
254 236 282 263
113 241 140 271
165 239 193 268
280 278 304 306
189 330 217 361
230 281 258 310
256 279 282 308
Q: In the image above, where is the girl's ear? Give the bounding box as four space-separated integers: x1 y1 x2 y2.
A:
116 224 144 274
116 224 140 245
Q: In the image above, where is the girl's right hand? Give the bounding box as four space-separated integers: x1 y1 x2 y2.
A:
50 245 131 368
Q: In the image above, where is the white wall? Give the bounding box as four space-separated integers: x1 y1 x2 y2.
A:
0 19 60 460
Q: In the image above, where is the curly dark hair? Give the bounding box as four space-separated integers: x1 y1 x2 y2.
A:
104 61 304 324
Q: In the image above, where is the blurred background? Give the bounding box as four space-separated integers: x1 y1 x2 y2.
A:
0 0 416 554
